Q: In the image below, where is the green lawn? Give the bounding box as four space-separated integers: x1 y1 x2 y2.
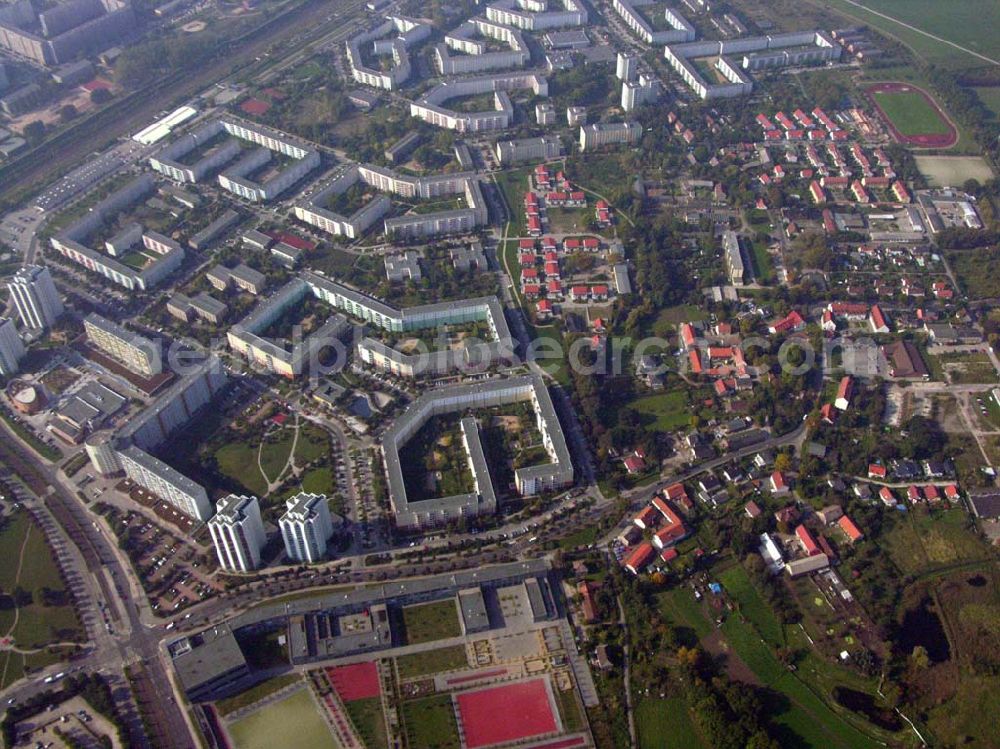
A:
215 675 301 716
401 600 461 645
872 90 951 137
396 645 468 679
344 696 387 749
227 688 336 749
719 565 784 648
259 430 295 483
300 467 336 496
215 441 269 496
294 425 331 464
558 525 600 550
636 697 707 749
0 510 84 651
555 686 585 733
751 242 775 285
401 694 461 749
929 351 998 384
629 390 691 431
648 304 708 338
494 169 530 237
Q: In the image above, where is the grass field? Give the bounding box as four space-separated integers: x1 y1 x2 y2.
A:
948 249 1000 299
215 675 301 716
915 155 994 187
818 0 1000 67
293 425 331 464
214 441 268 496
396 645 468 679
401 600 461 645
647 304 708 338
0 510 83 654
751 242 776 285
872 90 951 136
719 565 785 648
300 467 336 496
629 390 691 431
259 431 295 483
344 696 387 749
929 351 998 384
227 688 336 749
636 697 707 749
401 694 461 749
974 86 1000 119
882 509 989 575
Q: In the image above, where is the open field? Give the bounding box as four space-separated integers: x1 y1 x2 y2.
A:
0 510 83 656
396 645 468 679
214 441 269 497
947 249 1000 299
401 694 461 749
629 390 691 431
915 155 995 187
401 600 461 645
868 83 956 147
227 688 336 749
344 696 387 748
636 696 707 749
929 351 998 384
882 509 989 575
817 0 1000 67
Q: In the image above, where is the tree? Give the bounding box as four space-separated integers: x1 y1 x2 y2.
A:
58 104 78 123
89 88 112 105
23 120 45 144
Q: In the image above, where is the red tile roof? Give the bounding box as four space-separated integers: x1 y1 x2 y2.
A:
838 515 863 542
796 525 820 556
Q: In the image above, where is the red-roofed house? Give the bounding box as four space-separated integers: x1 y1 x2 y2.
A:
570 285 589 302
868 464 887 479
547 280 563 296
680 323 696 349
660 547 679 563
527 216 541 235
770 471 789 495
544 261 560 278
838 515 863 543
623 453 645 474
688 349 703 375
519 252 536 267
624 541 656 574
745 500 761 518
795 525 820 556
835 376 853 411
633 506 659 530
870 304 890 334
521 268 538 285
944 484 960 501
536 299 553 317
923 484 940 502
879 486 895 506
523 284 541 299
907 485 922 503
591 284 609 300
768 310 805 335
650 498 689 548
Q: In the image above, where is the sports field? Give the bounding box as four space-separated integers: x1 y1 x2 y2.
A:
325 662 380 701
914 155 995 187
227 689 337 749
867 83 956 148
456 679 560 748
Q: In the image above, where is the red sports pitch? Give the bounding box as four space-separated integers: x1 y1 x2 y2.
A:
456 679 559 748
325 662 380 702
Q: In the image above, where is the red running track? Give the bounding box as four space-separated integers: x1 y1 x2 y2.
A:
325 662 381 702
865 82 957 149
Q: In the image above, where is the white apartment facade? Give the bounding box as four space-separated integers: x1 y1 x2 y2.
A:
209 494 267 572
8 265 63 330
279 492 335 563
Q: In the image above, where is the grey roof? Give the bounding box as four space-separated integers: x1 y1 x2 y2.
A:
282 492 326 522
57 381 126 427
118 444 208 497
228 560 551 630
458 587 489 632
171 623 248 694
191 293 227 318
210 494 257 526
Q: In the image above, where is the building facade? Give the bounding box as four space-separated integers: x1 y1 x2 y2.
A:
0 317 25 376
209 494 266 572
8 265 63 330
279 492 335 563
83 313 161 376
